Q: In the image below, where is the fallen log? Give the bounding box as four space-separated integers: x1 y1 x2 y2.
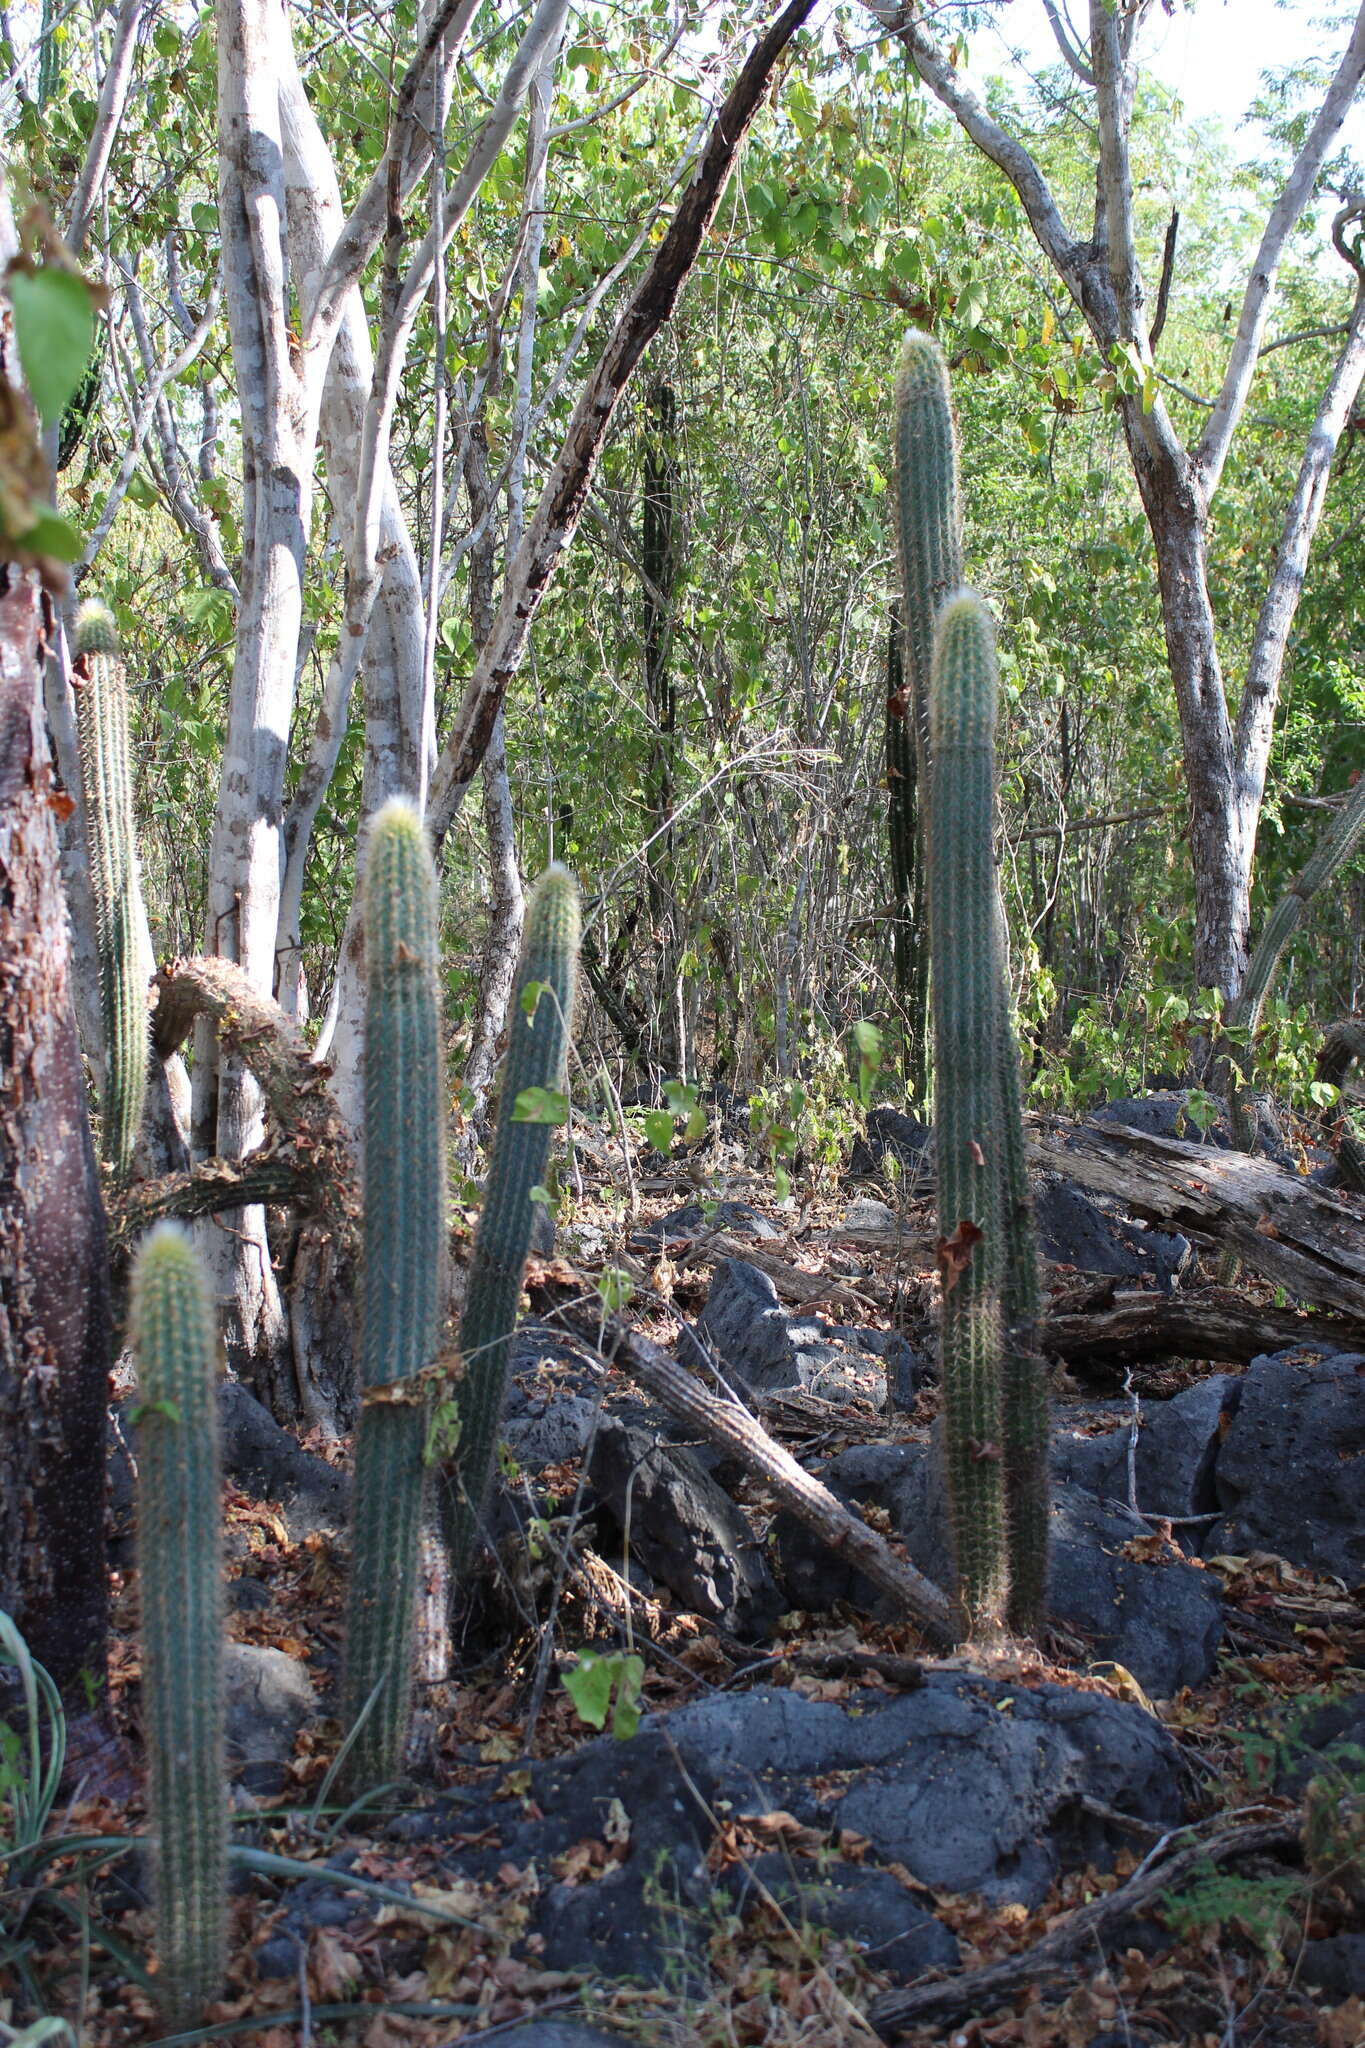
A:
1034 1122 1365 1319
868 1818 1299 2038
1041 1284 1361 1369
552 1298 956 1648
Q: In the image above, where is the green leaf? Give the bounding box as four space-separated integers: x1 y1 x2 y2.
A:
15 503 82 560
511 1085 569 1126
8 267 97 430
597 1266 635 1312
644 1108 674 1154
563 1651 614 1730
520 978 548 1020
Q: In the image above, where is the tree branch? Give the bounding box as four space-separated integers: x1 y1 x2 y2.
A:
1194 0 1365 495
426 0 821 839
868 1820 1299 2036
66 0 148 254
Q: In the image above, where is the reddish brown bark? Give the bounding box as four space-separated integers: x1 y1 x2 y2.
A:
0 573 111 1697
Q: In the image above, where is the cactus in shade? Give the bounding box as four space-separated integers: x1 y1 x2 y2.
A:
995 962 1048 1632
894 330 964 787
341 799 445 1794
129 1224 226 2025
443 865 580 1565
74 599 148 1177
928 594 1010 1634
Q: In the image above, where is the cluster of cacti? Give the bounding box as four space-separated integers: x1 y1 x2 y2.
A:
340 798 447 1794
74 599 148 1179
896 333 1048 1638
442 864 580 1567
129 1223 226 2024
118 800 583 2017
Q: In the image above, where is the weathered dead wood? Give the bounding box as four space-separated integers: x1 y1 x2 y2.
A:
1042 1284 1361 1369
553 1299 956 1647
1034 1123 1365 1318
679 1230 884 1315
868 1818 1300 2038
115 955 359 1256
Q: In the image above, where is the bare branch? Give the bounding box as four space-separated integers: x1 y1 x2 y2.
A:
1040 0 1094 84
1195 0 1365 494
66 0 148 254
1149 207 1178 355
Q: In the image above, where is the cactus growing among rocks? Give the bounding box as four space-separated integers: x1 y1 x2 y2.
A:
928 593 1011 1634
129 1223 226 2024
74 598 147 1177
341 798 445 1793
443 863 580 1566
926 591 1048 1636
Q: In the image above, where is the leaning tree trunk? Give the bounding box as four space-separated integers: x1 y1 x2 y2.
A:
0 572 111 1705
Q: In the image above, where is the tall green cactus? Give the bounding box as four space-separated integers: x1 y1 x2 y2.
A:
996 975 1048 1633
894 330 964 791
928 594 1010 1635
129 1224 225 2025
341 799 445 1794
74 599 147 1178
443 864 580 1566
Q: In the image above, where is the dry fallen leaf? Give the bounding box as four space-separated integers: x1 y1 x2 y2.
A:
936 1218 983 1293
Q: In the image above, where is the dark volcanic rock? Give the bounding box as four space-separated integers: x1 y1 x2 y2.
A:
848 1106 934 1179
1206 1348 1365 1582
588 1413 782 1639
774 1440 1222 1696
718 1852 959 1979
1297 1934 1365 2001
1034 1174 1191 1292
1091 1088 1291 1164
1053 1375 1235 1523
635 1199 781 1245
693 1259 889 1409
219 1381 350 1539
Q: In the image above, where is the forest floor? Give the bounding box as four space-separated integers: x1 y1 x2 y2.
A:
9 1111 1365 2048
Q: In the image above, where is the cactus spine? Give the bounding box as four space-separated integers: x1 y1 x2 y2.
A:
928 595 1010 1634
996 961 1048 1632
341 799 445 1793
444 865 580 1565
129 1224 225 2025
892 332 963 1102
75 599 147 1178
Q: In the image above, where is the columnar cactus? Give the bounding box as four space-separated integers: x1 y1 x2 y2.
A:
341 799 445 1793
996 972 1048 1632
74 599 147 1178
894 330 964 788
928 594 1011 1634
129 1224 225 2025
443 864 580 1566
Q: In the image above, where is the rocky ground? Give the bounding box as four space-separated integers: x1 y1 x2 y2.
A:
23 1095 1365 2046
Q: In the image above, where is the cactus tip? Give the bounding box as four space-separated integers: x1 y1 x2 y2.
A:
75 598 119 658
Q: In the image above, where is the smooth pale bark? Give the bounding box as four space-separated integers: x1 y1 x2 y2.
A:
868 0 1365 1000
206 0 316 1388
275 29 428 1037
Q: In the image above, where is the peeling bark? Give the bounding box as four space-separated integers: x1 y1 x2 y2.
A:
0 571 110 1699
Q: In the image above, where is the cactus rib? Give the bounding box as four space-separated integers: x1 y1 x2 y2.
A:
75 599 148 1177
341 798 445 1794
130 1224 226 2025
444 864 580 1566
